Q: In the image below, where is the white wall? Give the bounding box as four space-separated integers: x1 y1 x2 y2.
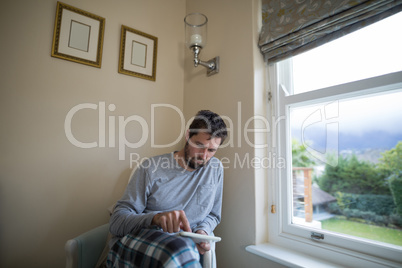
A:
1 0 285 267
0 0 185 267
184 0 283 267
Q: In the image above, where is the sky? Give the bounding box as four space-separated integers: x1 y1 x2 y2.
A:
291 11 402 136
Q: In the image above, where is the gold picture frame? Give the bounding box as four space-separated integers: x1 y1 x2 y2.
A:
118 25 158 81
51 2 105 68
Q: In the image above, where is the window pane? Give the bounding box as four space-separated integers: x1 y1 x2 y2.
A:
291 12 402 94
290 90 402 247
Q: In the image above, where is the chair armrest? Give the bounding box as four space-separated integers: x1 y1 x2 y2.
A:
65 223 110 268
203 250 212 268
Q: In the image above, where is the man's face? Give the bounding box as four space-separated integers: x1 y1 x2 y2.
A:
184 132 221 170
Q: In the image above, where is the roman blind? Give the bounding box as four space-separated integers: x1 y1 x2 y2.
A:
260 0 402 63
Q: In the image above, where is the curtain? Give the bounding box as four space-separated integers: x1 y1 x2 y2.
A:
260 0 402 63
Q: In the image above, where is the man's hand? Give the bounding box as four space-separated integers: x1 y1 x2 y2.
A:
195 230 211 255
152 210 191 233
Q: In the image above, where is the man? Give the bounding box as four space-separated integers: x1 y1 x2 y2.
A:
107 110 228 267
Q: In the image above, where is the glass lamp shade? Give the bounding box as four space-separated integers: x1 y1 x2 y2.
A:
184 13 207 49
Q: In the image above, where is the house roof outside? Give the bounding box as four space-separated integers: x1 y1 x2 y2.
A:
294 177 336 206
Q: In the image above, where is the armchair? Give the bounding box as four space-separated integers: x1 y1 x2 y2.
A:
65 223 110 268
65 168 216 267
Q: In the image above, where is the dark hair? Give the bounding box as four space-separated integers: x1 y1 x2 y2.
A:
188 110 228 144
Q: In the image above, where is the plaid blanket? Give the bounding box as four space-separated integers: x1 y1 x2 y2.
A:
107 228 202 268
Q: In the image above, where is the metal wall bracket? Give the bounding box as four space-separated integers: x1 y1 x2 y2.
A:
191 46 220 76
198 56 219 76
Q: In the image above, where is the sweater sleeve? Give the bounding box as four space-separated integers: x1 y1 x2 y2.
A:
109 166 160 237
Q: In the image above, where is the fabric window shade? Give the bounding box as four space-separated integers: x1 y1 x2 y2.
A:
260 0 402 63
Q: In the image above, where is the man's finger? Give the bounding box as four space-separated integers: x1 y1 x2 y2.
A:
160 218 167 232
173 212 181 232
167 213 174 233
179 210 191 232
199 242 210 251
196 243 210 255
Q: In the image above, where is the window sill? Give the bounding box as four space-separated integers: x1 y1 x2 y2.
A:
246 243 342 268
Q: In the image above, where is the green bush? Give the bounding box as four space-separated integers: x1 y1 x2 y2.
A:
355 194 395 216
331 192 400 227
343 208 359 218
328 202 341 215
389 172 402 215
318 154 390 195
390 213 402 227
334 192 395 216
342 209 388 226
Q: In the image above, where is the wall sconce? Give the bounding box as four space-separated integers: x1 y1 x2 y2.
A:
184 13 219 77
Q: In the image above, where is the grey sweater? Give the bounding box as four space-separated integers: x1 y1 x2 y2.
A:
109 152 224 246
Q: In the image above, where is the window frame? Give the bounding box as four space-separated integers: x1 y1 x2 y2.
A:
268 60 402 266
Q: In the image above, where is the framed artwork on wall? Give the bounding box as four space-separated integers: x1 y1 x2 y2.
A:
51 1 105 68
118 25 158 81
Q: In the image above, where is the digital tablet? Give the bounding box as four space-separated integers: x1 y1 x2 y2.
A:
177 231 221 243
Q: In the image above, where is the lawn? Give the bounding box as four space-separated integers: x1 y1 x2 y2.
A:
321 218 402 247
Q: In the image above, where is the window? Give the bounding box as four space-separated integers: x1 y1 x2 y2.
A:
269 12 402 266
